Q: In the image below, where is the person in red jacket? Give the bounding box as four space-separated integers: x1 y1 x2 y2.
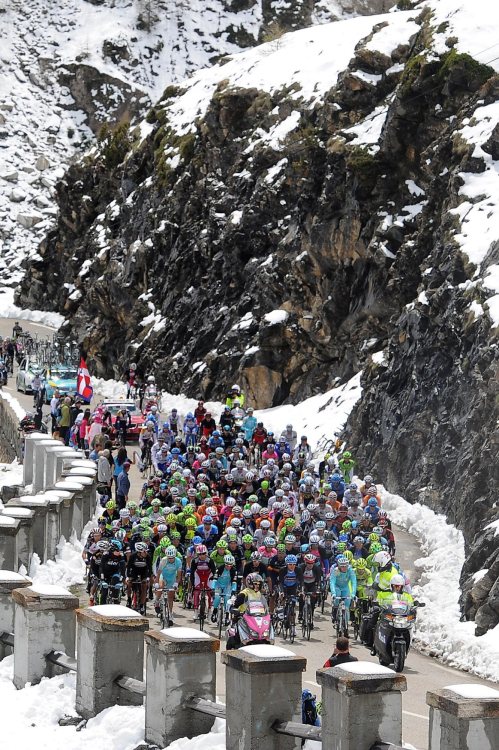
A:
194 400 206 424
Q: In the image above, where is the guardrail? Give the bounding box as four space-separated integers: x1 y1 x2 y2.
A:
1 582 498 750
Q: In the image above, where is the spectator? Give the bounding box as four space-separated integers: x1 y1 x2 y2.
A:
116 460 131 509
323 637 358 668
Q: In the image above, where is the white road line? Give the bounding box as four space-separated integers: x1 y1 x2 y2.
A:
403 710 429 721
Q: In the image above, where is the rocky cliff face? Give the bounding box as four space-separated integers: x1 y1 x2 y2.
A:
17 3 499 631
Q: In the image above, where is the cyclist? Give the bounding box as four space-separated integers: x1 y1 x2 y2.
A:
241 407 257 443
114 407 131 445
211 554 237 625
338 451 355 483
330 555 357 626
126 541 153 614
297 553 322 626
155 545 182 624
98 539 126 604
190 544 216 620
88 539 110 605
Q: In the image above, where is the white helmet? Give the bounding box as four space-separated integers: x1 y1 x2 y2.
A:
231 384 240 392
147 375 155 383
130 363 137 369
390 574 405 589
373 551 392 568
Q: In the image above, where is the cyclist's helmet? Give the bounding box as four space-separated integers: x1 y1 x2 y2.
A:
224 554 236 565
304 553 316 564
135 542 148 552
285 555 298 565
242 534 253 544
336 555 348 567
196 544 208 555
247 573 263 589
165 546 177 557
250 551 261 561
110 539 122 551
97 540 110 551
264 536 275 547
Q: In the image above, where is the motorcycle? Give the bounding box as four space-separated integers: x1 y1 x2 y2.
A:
372 600 425 672
226 600 275 649
232 406 245 430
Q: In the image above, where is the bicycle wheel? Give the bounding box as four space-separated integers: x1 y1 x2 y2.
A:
289 604 296 644
301 601 308 640
352 606 360 640
305 600 312 641
199 591 206 631
217 599 224 640
342 609 349 638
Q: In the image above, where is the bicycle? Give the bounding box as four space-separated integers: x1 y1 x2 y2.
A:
352 597 372 640
332 596 349 638
301 591 314 641
319 575 329 614
141 443 153 478
251 442 263 469
159 588 174 628
282 595 297 643
198 585 210 632
130 579 148 615
216 590 227 640
271 588 285 637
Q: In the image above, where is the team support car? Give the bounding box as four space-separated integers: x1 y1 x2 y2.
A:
16 357 43 393
101 400 143 441
44 364 82 403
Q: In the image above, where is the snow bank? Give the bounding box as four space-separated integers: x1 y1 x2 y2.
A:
256 372 362 450
0 388 26 420
0 288 64 328
0 652 225 750
381 487 499 682
0 460 23 505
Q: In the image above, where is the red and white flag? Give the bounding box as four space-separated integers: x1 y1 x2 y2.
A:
77 357 93 402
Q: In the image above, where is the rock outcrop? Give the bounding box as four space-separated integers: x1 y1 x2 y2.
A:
16 6 499 630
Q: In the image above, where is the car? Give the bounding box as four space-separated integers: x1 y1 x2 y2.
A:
16 357 43 394
44 364 82 403
100 399 144 441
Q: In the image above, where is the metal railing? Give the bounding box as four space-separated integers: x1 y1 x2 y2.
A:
46 650 77 672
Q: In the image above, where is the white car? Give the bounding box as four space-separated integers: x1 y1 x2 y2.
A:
16 357 43 394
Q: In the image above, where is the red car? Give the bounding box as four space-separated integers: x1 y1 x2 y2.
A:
101 400 144 442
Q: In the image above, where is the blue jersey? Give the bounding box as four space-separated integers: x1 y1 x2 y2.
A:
241 415 257 442
159 556 182 587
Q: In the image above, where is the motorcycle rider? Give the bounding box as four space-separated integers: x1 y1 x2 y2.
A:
227 572 269 649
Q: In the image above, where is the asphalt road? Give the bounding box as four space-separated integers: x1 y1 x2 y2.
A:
1 316 498 749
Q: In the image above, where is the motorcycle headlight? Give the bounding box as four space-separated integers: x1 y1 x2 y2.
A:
263 630 269 637
393 616 409 628
249 628 260 638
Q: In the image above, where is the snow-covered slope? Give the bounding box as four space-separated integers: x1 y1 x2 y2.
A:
2 0 364 285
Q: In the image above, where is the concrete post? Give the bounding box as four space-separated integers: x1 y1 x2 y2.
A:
45 495 64 559
53 481 84 538
317 661 407 750
76 605 149 719
144 627 220 747
12 583 79 688
0 516 21 569
55 451 83 482
23 433 54 486
0 507 34 569
427 684 499 750
67 459 98 472
33 438 61 492
7 495 50 562
60 474 95 525
0 571 31 659
42 490 74 542
222 644 306 750
44 446 77 491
